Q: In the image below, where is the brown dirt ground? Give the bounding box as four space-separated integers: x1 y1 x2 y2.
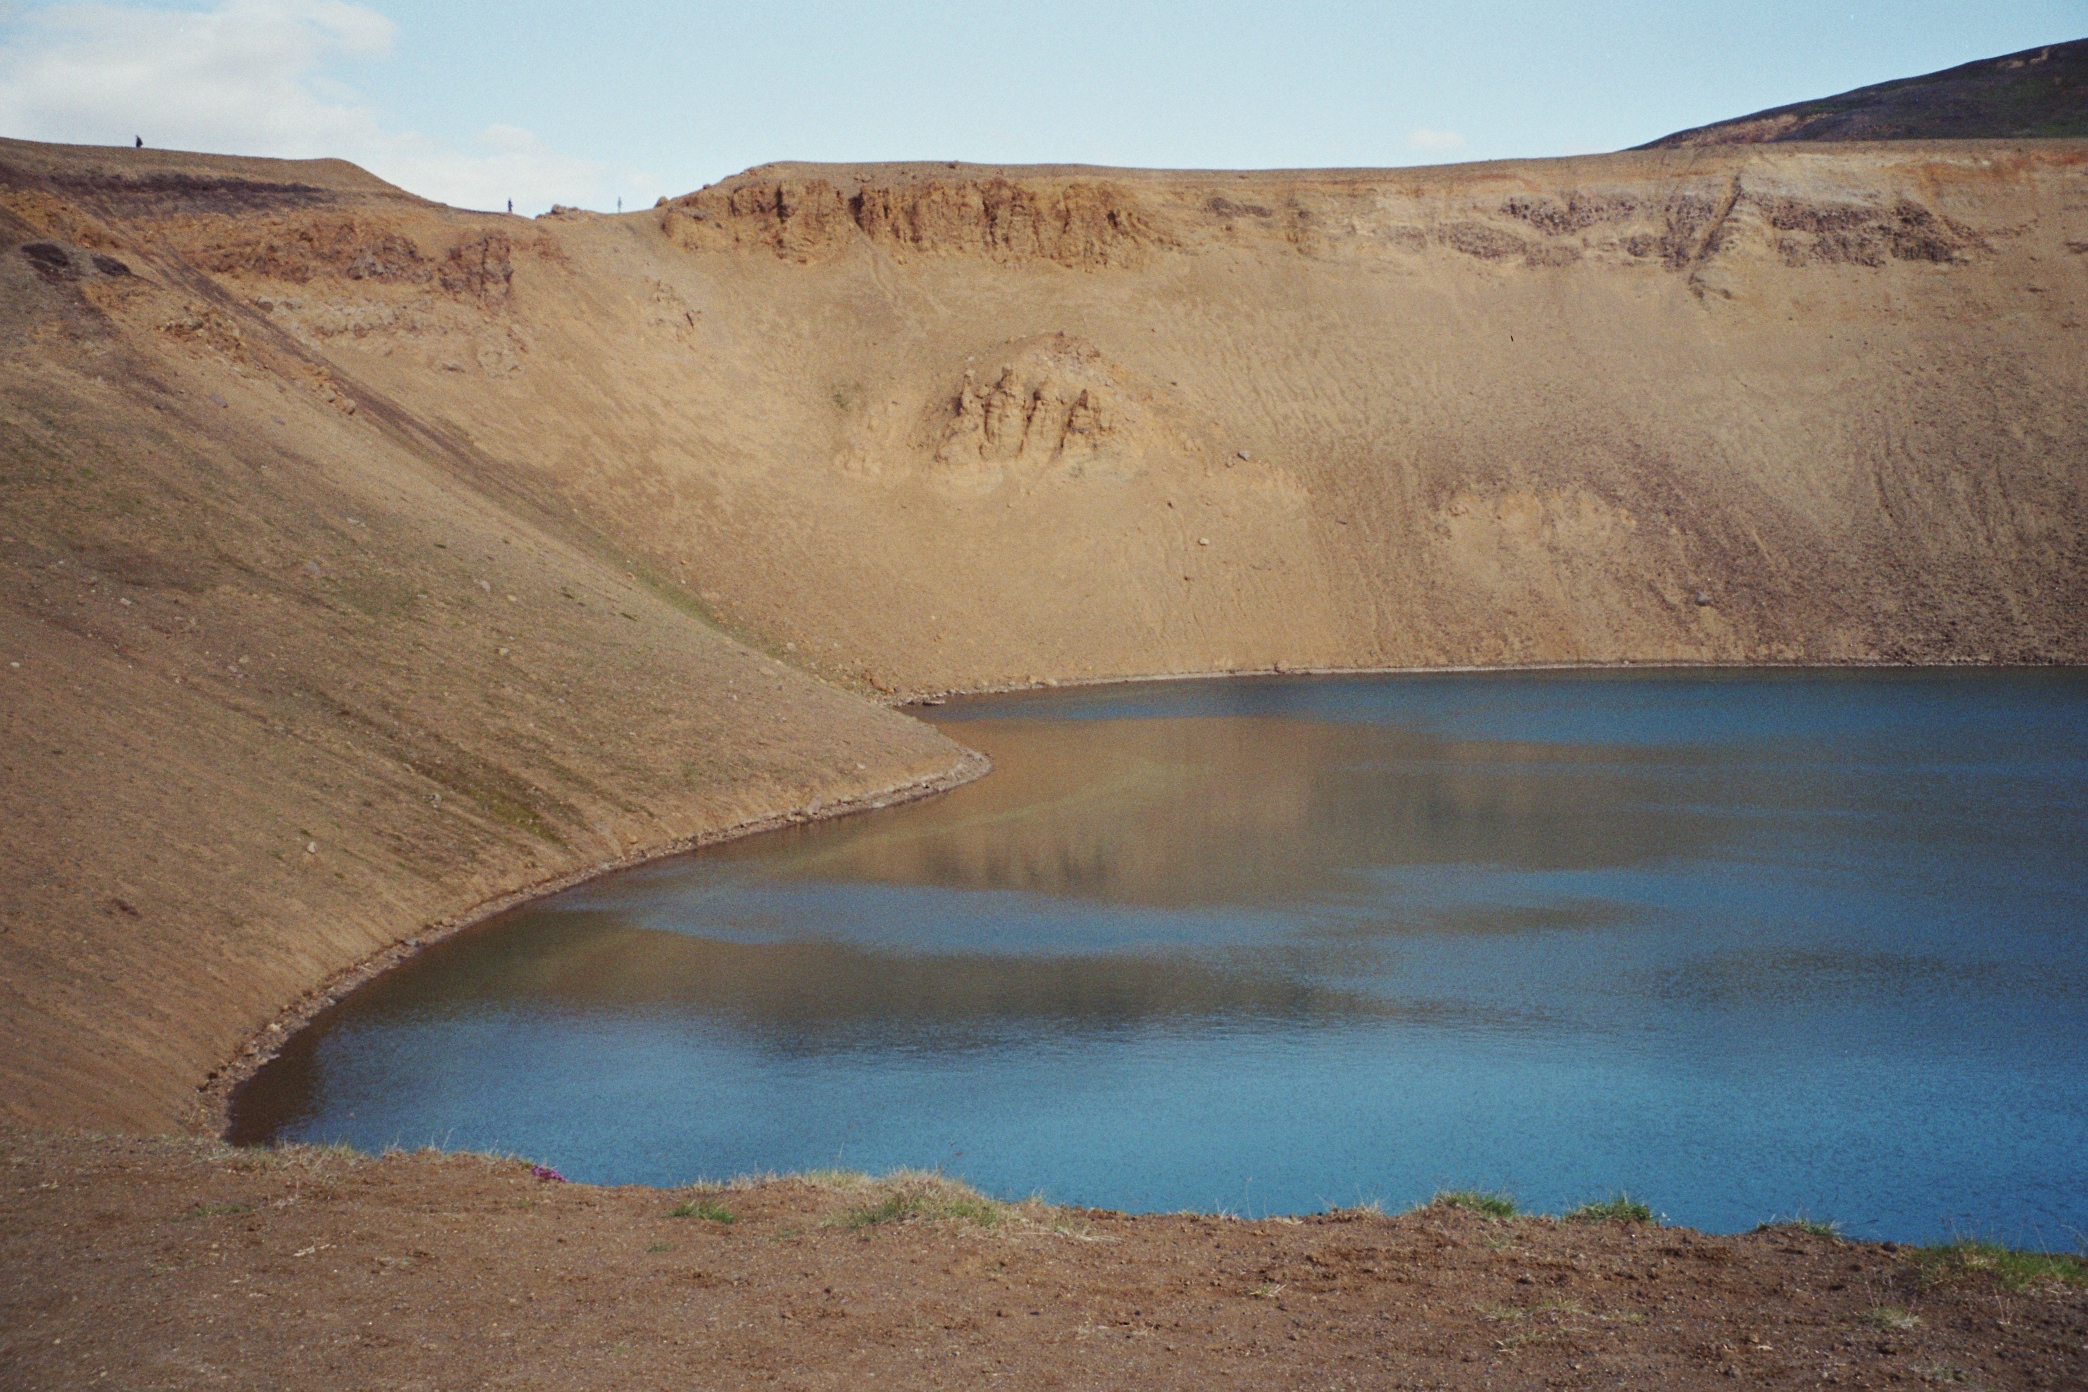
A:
3 1131 2083 1391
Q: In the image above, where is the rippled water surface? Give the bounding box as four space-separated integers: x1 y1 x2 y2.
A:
234 670 2088 1242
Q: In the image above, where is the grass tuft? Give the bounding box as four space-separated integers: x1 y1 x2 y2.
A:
1755 1215 1842 1241
828 1170 1007 1230
1431 1190 1517 1219
843 1187 1000 1230
667 1198 736 1223
1566 1192 1655 1225
1863 1305 1921 1331
1909 1238 2088 1291
797 1167 872 1190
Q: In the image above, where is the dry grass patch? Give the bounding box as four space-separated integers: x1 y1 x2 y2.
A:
1566 1192 1655 1224
667 1197 736 1223
1911 1239 2088 1292
824 1170 1010 1230
1427 1190 1517 1218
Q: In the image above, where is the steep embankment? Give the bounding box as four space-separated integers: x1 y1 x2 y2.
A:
256 142 2085 691
1644 37 2088 146
1 134 2084 1132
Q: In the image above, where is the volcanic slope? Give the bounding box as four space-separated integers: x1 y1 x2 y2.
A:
1645 36 2088 146
81 141 2088 703
0 141 980 1134
2 132 2085 1135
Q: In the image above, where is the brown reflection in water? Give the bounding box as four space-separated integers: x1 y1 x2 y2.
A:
347 916 1480 1029
227 917 1538 1143
710 717 1710 907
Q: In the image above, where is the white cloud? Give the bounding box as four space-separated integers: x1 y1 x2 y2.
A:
0 1 627 212
1406 127 1467 152
369 124 616 216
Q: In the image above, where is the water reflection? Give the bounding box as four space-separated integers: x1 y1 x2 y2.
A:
232 916 1548 1132
231 671 2088 1243
277 912 1498 1033
695 715 1713 908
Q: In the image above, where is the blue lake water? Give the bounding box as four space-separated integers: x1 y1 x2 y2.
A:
230 669 2088 1244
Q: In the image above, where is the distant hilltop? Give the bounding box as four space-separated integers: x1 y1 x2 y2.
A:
1640 37 2087 147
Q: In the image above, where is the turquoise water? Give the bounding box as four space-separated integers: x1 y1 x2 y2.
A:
232 670 2088 1244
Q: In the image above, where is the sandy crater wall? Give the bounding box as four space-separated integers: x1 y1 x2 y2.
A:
516 145 2087 689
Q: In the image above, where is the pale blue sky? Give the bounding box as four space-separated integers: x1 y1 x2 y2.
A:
2 1 2081 212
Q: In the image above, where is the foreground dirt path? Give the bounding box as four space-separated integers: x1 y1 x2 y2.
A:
3 1131 2080 1390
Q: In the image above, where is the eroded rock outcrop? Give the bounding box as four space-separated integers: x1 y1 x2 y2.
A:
663 174 1159 267
921 333 1195 487
178 217 518 304
1472 178 1984 282
937 335 1124 465
1754 195 1983 266
662 159 1999 293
